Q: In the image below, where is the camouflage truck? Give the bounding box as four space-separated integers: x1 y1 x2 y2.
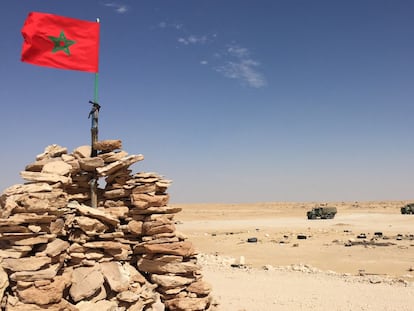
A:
307 207 337 219
401 203 414 214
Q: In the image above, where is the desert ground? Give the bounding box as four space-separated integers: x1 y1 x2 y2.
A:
172 201 414 310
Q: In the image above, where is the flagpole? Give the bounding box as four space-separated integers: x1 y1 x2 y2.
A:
91 72 99 157
90 17 100 208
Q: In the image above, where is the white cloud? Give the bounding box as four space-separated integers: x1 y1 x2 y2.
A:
158 21 183 30
216 59 266 88
177 37 187 45
116 5 128 13
213 52 222 59
104 2 129 14
155 22 264 88
227 46 249 58
157 21 212 46
173 23 183 30
215 44 267 88
177 35 208 45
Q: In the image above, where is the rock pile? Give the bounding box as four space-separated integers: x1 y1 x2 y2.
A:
0 142 213 311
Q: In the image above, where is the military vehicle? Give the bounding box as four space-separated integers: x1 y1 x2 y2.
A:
307 206 337 219
401 203 414 214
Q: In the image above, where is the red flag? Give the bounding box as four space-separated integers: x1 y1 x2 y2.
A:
21 12 100 73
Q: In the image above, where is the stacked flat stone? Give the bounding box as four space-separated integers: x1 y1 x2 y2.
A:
0 142 213 311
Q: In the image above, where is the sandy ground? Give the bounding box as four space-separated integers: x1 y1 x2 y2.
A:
172 201 414 311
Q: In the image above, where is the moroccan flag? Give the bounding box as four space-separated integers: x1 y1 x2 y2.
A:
21 12 99 72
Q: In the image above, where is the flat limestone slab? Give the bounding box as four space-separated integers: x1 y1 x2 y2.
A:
20 171 71 185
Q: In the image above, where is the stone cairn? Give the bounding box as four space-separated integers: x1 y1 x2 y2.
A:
0 141 213 311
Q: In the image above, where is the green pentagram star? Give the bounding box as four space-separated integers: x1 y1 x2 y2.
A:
48 31 76 55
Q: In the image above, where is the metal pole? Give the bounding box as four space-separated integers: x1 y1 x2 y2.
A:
89 100 100 208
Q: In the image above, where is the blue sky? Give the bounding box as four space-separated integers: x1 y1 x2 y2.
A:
1 1 414 203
